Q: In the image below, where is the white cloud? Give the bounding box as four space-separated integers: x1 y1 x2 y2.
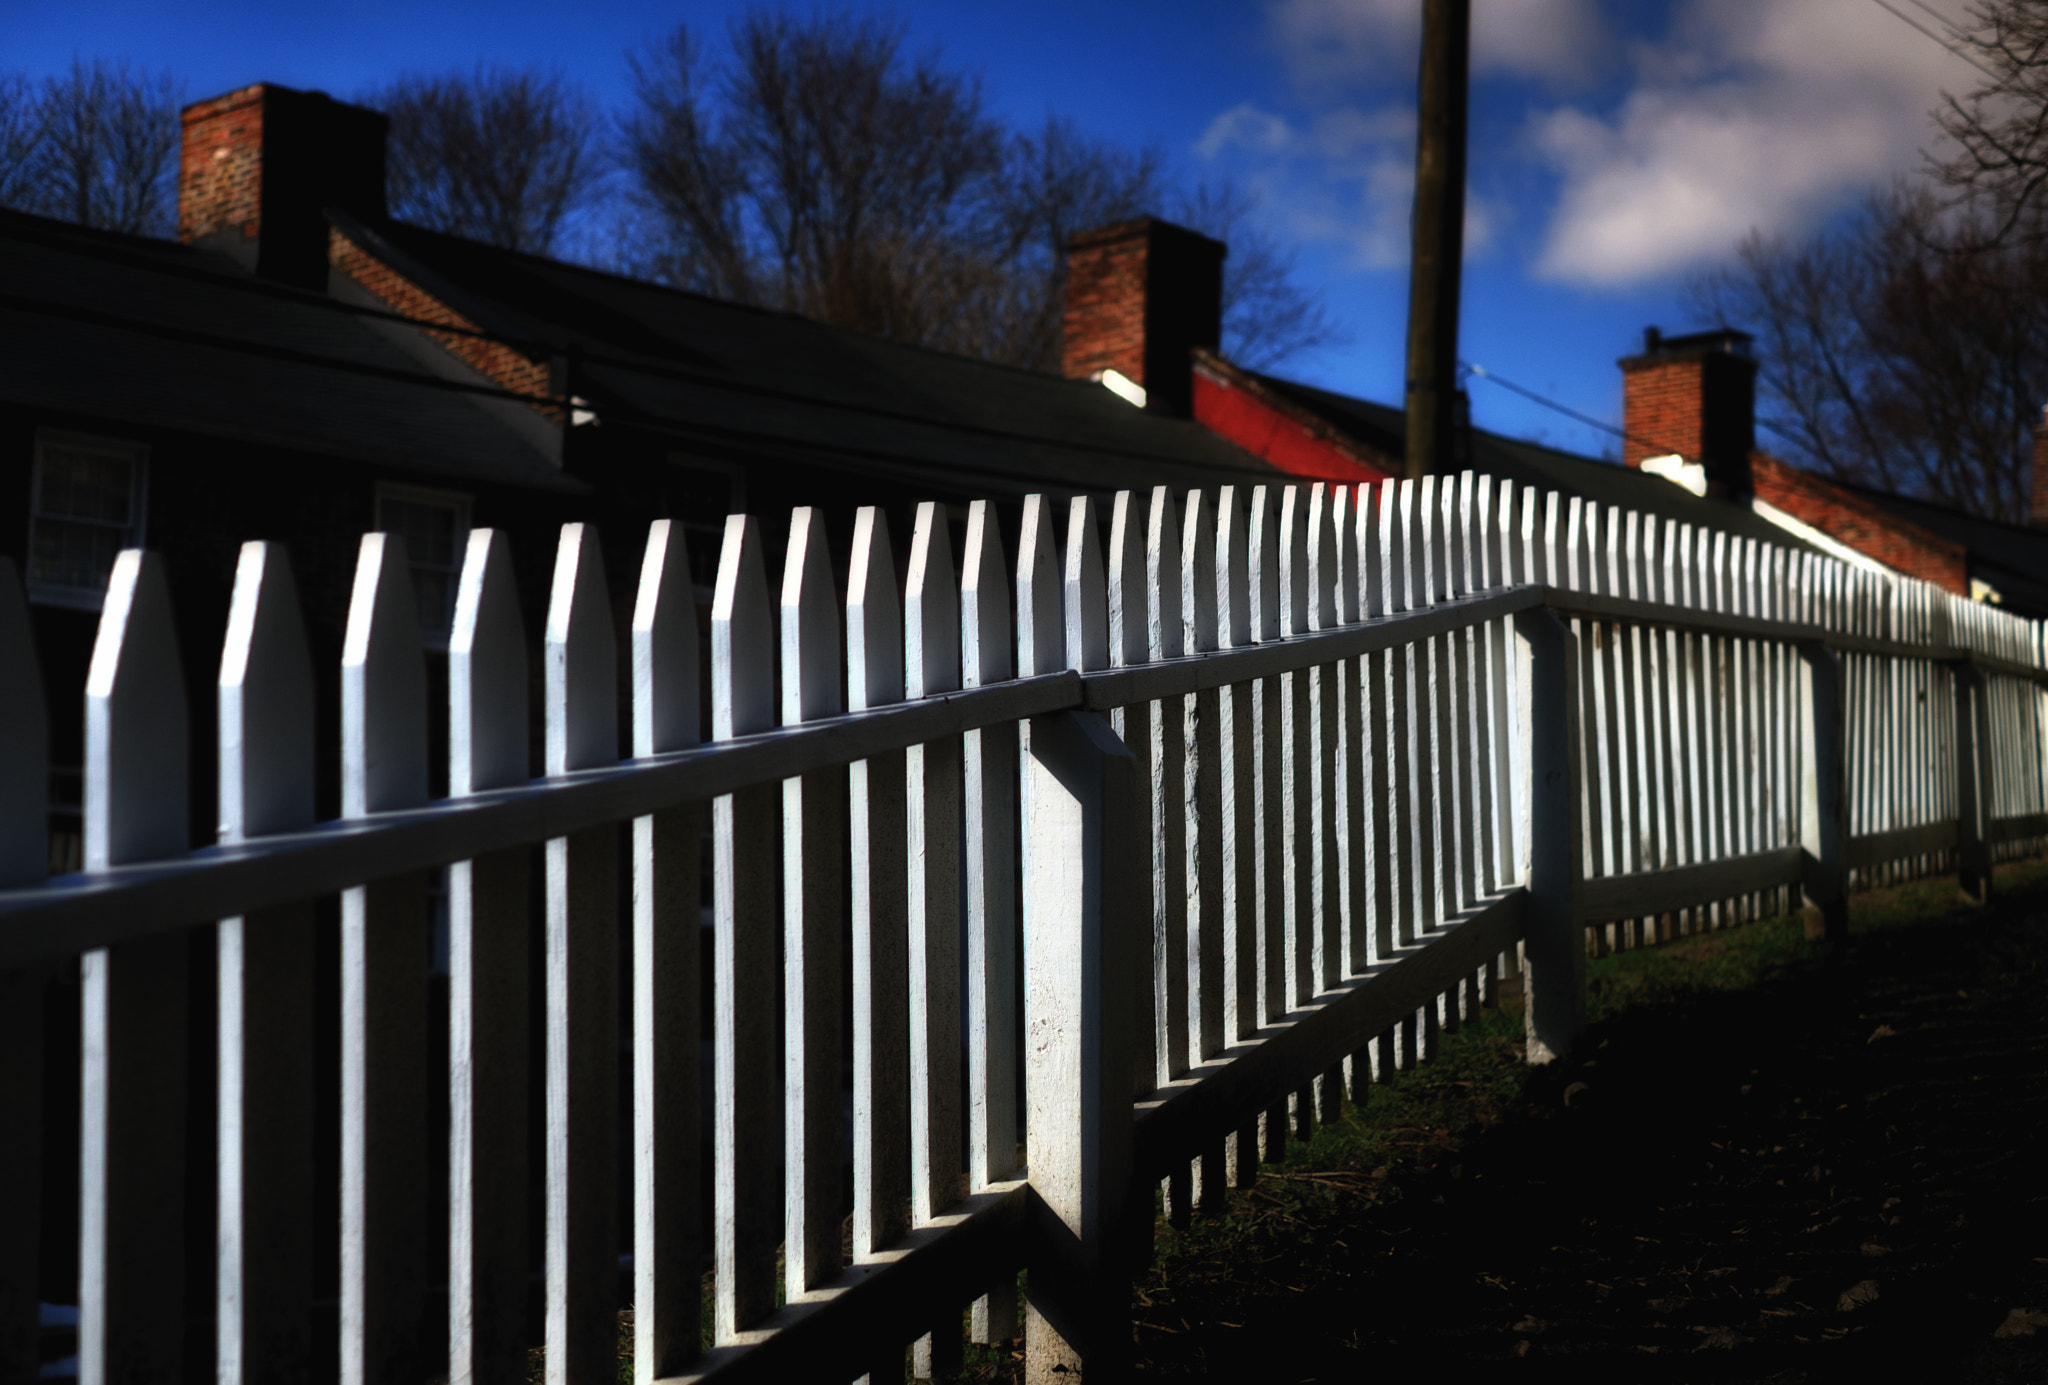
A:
1196 100 1446 269
1270 0 1609 86
1531 0 1982 286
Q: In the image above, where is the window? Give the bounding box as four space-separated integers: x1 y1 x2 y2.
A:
665 458 738 594
374 483 471 647
28 430 148 609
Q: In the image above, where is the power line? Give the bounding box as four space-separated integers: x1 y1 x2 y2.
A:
1462 357 1807 461
1459 360 1672 458
1871 0 2002 81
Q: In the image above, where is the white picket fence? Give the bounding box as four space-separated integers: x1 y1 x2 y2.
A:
1 473 2044 1385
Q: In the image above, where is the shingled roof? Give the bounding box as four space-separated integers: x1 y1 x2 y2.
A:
0 209 579 492
344 216 1282 501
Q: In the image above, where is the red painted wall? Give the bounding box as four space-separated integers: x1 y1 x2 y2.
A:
1192 370 1391 484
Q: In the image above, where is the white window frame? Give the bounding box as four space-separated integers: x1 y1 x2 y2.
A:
26 428 150 612
374 481 472 651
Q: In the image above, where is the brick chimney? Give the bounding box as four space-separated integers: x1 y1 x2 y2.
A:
1063 218 1225 417
178 84 387 289
1619 326 1757 501
2033 405 2048 527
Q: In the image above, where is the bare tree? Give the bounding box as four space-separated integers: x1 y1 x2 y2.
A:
0 73 48 212
1932 0 2048 246
623 12 1010 347
366 65 601 256
620 12 1333 371
1689 186 2048 520
1177 181 1344 372
0 59 181 235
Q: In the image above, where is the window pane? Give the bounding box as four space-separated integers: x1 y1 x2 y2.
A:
38 444 133 525
414 568 454 638
30 517 125 593
385 497 458 570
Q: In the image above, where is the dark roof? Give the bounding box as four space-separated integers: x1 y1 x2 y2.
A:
0 210 578 491
1248 373 1816 551
1835 479 2048 617
358 219 1281 499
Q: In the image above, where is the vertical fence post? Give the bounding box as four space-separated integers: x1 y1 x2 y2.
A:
448 530 532 1385
1956 658 1995 901
1023 709 1139 1385
1515 606 1582 1065
218 542 317 1385
82 550 191 1385
631 521 702 1382
1798 641 1849 942
0 559 46 1385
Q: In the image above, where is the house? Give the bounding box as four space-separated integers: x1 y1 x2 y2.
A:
1095 261 2045 615
5 82 1287 860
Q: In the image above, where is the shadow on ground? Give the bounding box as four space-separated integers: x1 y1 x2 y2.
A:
1123 874 2048 1382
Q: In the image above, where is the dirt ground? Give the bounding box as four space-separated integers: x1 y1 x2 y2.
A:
1113 871 2048 1382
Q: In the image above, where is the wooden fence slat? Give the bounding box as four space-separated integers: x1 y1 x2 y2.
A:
1142 490 1188 1101
1384 483 1423 1068
630 520 703 1382
339 534 431 1385
1276 486 1326 1114
1177 489 1228 1206
849 507 910 1252
960 500 1020 1345
1211 486 1261 1182
1106 491 1157 1099
904 500 965 1220
449 531 532 1385
1179 491 1225 1067
1302 486 1346 1110
1330 485 1368 985
711 515 779 1343
544 523 622 1385
1354 485 1397 1081
1137 489 1194 1222
83 550 193 1385
780 509 845 1301
0 559 45 1385
218 542 318 1385
903 502 965 1379
1420 478 1457 1039
847 507 917 1384
1245 485 1291 1156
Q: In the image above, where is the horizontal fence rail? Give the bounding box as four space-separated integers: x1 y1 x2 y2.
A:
1 472 2044 1384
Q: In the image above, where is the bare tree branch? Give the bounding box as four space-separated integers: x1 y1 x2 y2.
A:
1 59 181 235
1688 185 2048 520
365 65 601 256
618 13 1333 371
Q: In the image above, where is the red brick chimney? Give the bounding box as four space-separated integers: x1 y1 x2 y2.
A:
179 84 387 289
1619 326 1757 501
1063 218 1225 417
2032 404 2048 527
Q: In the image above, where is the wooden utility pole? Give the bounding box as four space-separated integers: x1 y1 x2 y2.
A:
1404 0 1471 479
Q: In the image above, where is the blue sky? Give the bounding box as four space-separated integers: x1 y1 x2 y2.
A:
3 0 1986 460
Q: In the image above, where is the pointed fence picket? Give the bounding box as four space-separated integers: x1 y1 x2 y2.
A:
1 475 2045 1385
218 543 317 1385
